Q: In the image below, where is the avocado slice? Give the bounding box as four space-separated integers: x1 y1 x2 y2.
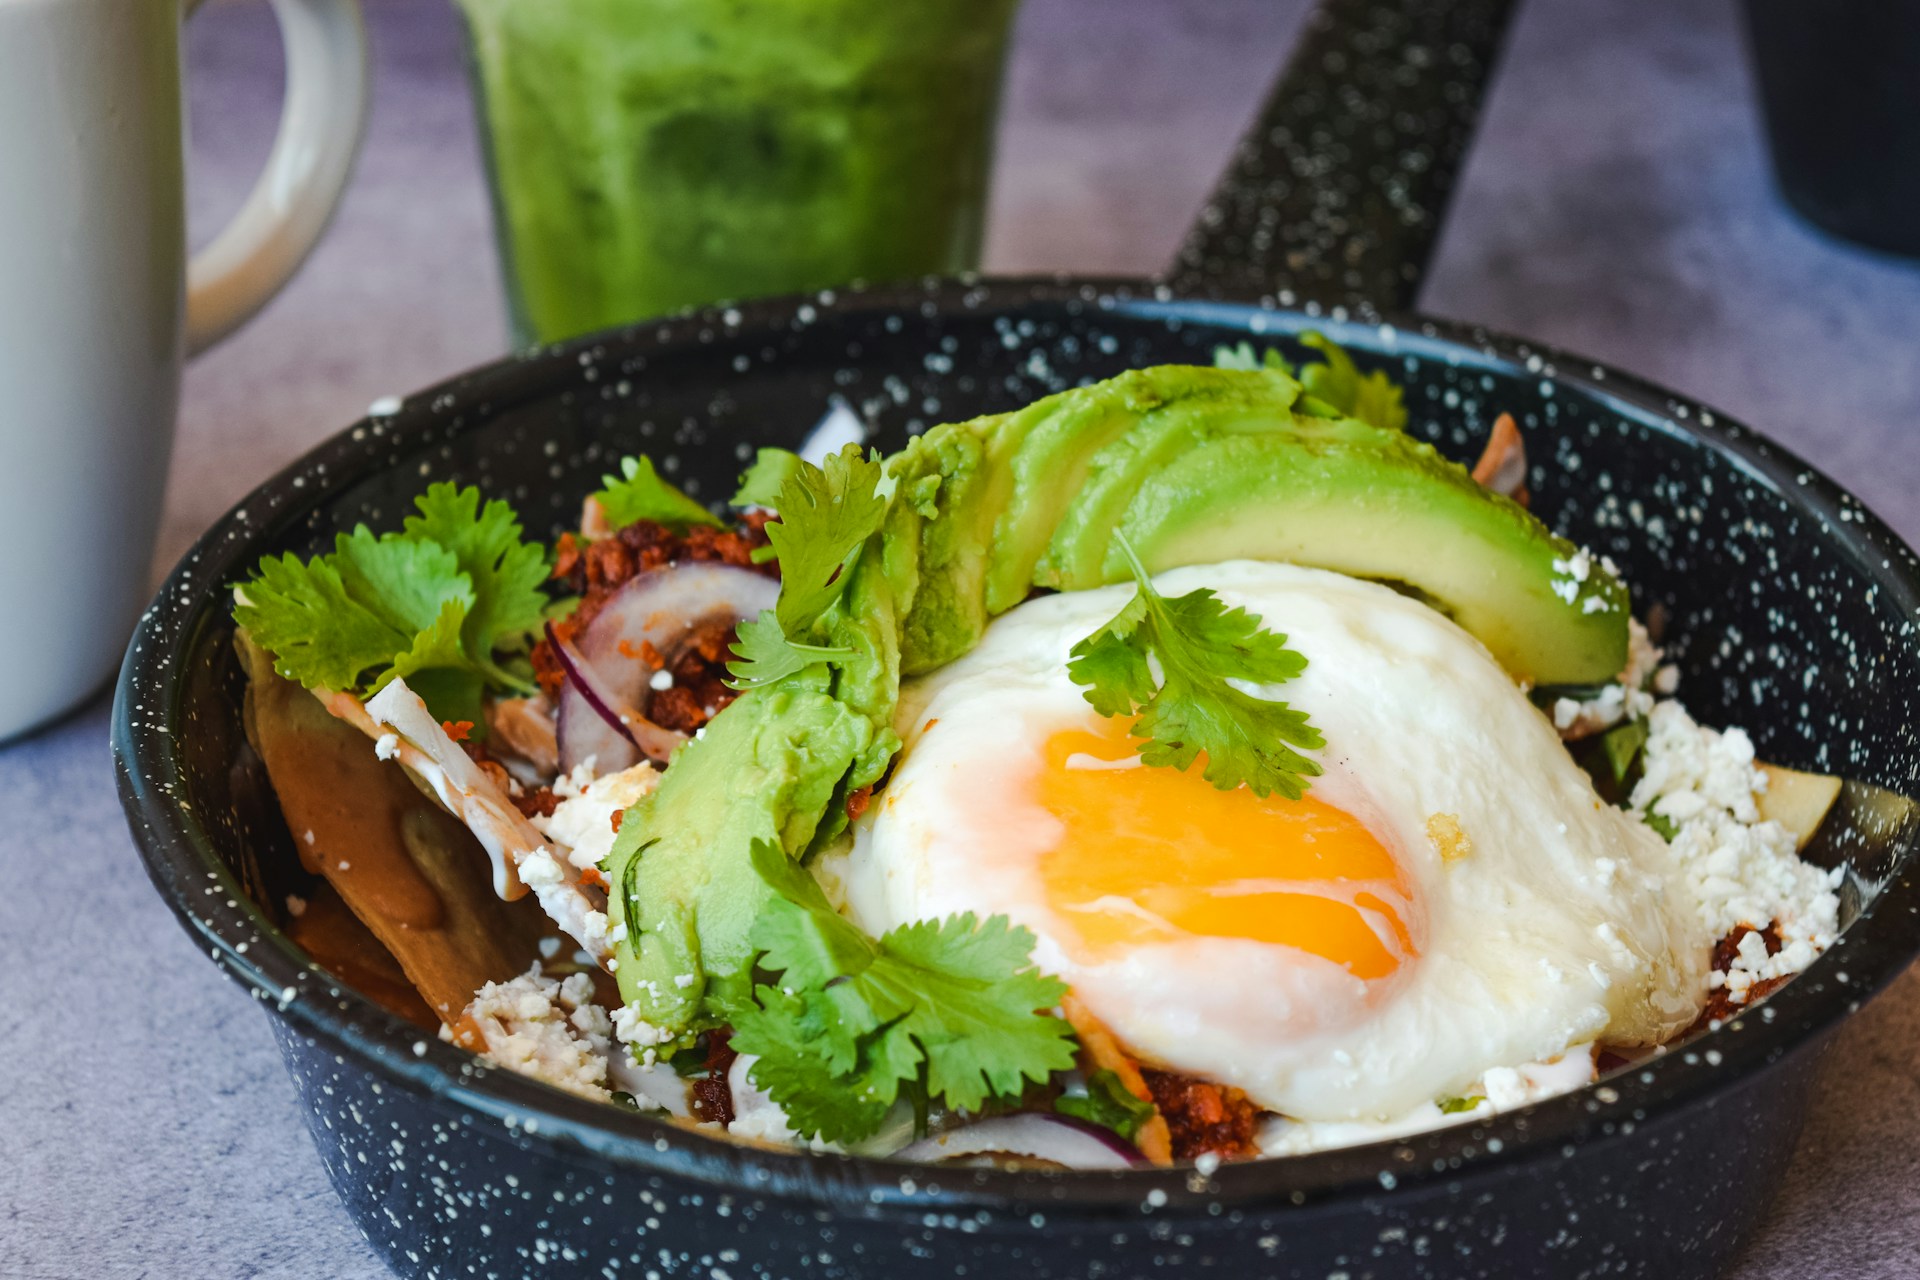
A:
1077 426 1627 685
1003 366 1307 609
890 365 1313 673
895 365 1625 687
605 671 882 1036
1036 379 1377 590
883 424 994 674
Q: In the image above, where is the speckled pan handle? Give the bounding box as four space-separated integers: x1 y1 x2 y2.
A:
1165 0 1518 316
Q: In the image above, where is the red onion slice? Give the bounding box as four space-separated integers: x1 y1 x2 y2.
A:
547 625 678 774
893 1114 1143 1170
555 563 778 775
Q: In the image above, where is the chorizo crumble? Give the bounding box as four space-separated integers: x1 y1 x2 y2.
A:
533 515 775 734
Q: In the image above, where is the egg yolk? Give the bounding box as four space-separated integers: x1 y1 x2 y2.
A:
1035 722 1417 980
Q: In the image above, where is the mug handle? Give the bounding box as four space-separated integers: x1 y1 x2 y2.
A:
182 0 369 356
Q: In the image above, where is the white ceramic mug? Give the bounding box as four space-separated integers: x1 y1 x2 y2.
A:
0 0 366 740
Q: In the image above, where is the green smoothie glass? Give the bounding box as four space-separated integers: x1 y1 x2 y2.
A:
454 0 1022 346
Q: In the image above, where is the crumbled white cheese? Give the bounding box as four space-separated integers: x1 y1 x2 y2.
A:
613 1005 673 1048
1481 1051 1596 1111
534 763 660 872
518 847 566 888
1631 700 1840 999
374 732 400 761
284 894 307 918
649 668 674 691
551 761 599 800
1548 548 1596 607
1551 620 1672 738
1553 686 1629 735
466 965 616 1101
579 909 611 949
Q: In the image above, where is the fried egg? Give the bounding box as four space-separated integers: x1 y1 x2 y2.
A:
834 561 1710 1122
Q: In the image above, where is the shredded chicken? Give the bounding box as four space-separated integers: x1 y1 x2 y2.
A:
323 679 616 971
487 692 560 778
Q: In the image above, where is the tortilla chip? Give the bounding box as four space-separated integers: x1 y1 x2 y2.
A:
238 634 551 1026
285 885 439 1030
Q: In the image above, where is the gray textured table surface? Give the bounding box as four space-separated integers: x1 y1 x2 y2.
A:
5 1 1919 1277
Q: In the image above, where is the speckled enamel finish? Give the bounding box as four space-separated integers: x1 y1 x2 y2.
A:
115 280 1920 1280
1167 0 1518 313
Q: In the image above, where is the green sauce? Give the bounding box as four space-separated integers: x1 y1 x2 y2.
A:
454 0 1021 345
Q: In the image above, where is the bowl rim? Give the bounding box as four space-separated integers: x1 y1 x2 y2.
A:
114 274 1920 1221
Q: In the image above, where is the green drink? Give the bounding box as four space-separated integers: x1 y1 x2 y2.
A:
455 0 1022 345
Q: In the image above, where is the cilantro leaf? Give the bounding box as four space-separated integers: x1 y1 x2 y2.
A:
731 447 802 508
394 665 487 729
725 446 890 692
592 455 721 531
1296 333 1407 432
1437 1094 1485 1115
385 596 477 686
330 526 472 639
765 447 890 633
235 551 420 694
1212 340 1293 374
1067 536 1323 799
1054 1069 1156 1141
1212 333 1408 433
728 841 1076 1144
724 612 852 690
235 482 552 721
731 984 906 1142
402 482 548 689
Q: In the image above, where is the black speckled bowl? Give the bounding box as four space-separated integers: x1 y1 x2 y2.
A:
116 279 1920 1280
113 1 1920 1274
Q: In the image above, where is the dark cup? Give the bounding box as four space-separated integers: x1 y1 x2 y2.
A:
1743 0 1920 257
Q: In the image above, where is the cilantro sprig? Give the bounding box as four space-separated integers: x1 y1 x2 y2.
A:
1214 333 1407 433
235 482 547 724
1067 536 1323 799
726 447 890 689
592 455 720 531
728 841 1077 1145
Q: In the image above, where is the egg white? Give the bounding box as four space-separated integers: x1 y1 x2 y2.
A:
834 561 1710 1123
